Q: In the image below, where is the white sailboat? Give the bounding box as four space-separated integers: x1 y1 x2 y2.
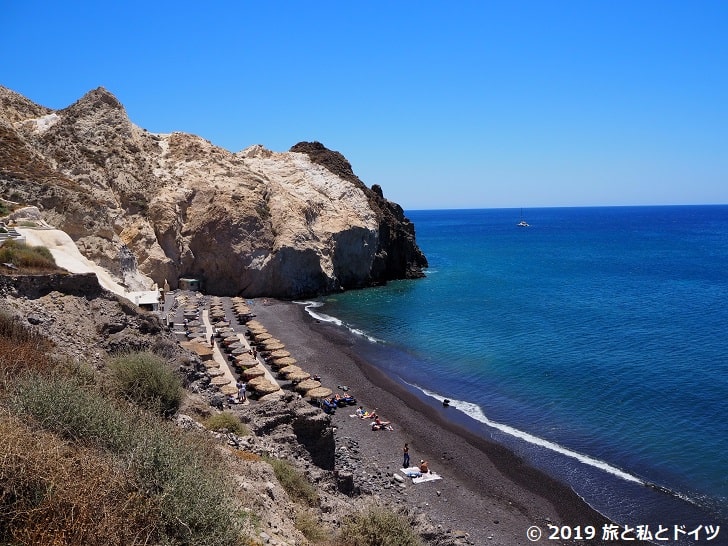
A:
517 209 530 227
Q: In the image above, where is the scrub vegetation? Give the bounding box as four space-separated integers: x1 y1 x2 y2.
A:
0 310 425 546
0 240 60 272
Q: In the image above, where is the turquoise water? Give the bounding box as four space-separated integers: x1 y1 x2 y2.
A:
311 206 728 540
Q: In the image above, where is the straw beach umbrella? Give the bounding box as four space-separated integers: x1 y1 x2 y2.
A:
246 376 268 389
211 376 231 386
294 379 321 393
253 332 273 341
269 349 291 359
220 384 239 396
270 356 296 370
235 354 258 367
306 387 332 399
253 380 281 395
262 342 285 352
278 365 302 377
286 370 311 383
242 366 266 380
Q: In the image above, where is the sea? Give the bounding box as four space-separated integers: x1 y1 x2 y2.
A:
301 205 728 544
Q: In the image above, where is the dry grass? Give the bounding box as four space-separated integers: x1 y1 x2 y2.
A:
0 411 157 546
206 411 249 436
0 312 57 390
228 449 262 463
294 511 332 543
265 456 320 507
340 506 422 546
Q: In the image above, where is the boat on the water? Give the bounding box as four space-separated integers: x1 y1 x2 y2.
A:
517 209 529 227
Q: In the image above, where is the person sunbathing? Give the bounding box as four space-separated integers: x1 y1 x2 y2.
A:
355 406 366 418
320 398 336 414
372 417 393 431
340 393 356 405
419 460 429 473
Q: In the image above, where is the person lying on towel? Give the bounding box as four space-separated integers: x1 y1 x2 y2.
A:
372 417 393 431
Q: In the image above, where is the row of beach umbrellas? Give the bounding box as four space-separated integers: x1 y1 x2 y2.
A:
207 300 282 397
246 319 332 400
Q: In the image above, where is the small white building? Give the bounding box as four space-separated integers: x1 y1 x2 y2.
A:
127 290 162 312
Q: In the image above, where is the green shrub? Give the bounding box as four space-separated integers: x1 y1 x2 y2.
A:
341 506 422 546
206 411 248 436
8 372 247 545
265 457 319 507
0 240 57 270
108 351 183 417
10 373 135 452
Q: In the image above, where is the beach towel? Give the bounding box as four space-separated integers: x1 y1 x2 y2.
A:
413 472 442 484
400 467 443 483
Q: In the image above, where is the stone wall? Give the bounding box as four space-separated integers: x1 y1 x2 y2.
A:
0 272 104 299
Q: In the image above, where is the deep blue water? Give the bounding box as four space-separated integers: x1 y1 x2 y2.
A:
308 205 728 542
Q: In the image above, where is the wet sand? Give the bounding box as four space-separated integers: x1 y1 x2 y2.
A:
249 298 619 545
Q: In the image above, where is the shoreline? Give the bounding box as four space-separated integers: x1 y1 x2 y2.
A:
249 298 626 545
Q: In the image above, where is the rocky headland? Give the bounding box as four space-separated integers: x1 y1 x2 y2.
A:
0 85 427 297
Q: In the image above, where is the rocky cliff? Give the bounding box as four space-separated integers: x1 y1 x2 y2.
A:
0 86 427 297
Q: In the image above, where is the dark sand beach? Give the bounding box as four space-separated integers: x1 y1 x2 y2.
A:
249 298 632 545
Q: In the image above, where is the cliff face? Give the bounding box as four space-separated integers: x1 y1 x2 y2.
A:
0 86 427 297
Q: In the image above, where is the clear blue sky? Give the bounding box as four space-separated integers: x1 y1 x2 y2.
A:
2 1 727 210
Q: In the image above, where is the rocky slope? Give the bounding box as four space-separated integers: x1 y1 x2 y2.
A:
0 273 464 545
0 85 427 297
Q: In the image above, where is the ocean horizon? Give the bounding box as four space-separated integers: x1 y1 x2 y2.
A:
303 204 728 544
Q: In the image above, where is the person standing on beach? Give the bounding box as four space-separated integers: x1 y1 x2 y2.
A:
403 443 410 468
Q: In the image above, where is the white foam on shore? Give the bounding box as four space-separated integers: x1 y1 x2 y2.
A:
410 383 645 485
294 300 380 343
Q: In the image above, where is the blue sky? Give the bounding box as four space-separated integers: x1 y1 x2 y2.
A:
2 1 727 210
